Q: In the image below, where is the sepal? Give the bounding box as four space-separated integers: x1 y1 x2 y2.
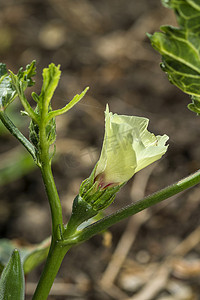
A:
68 195 98 229
66 176 123 236
79 164 97 196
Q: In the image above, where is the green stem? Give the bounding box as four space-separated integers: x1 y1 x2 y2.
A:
32 241 70 300
33 126 65 299
40 160 64 239
38 95 64 237
0 111 36 159
70 169 200 244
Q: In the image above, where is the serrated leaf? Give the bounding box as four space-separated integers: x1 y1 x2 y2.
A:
0 64 17 110
17 60 36 87
0 249 25 300
149 0 200 114
0 61 36 110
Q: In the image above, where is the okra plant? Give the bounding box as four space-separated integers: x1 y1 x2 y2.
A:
0 0 200 299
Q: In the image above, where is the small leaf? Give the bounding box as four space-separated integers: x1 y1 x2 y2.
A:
17 60 36 88
29 119 39 148
39 63 61 108
31 91 40 103
0 61 36 110
47 86 89 120
0 64 16 110
45 114 56 145
0 249 25 300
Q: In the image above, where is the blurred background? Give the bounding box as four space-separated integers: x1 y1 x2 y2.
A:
0 0 200 299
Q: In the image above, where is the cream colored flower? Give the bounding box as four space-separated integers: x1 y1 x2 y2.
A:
95 105 168 187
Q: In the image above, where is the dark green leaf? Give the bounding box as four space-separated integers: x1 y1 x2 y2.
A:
149 0 200 114
0 249 25 300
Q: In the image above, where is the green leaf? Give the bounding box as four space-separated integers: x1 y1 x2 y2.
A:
17 60 36 88
29 105 56 151
29 117 40 149
47 86 89 120
148 0 200 114
38 63 61 109
0 249 25 300
0 61 36 110
0 238 50 275
45 112 56 145
0 64 16 110
22 238 50 274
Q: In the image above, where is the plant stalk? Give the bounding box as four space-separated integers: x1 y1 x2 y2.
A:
32 241 70 300
40 162 64 239
32 139 65 299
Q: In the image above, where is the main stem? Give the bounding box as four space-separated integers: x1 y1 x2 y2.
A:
33 115 66 299
39 104 64 238
40 162 64 238
32 242 70 300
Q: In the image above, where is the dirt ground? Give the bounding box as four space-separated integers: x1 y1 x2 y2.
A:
0 0 200 299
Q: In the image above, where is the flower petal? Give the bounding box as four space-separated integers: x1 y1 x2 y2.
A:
95 105 169 186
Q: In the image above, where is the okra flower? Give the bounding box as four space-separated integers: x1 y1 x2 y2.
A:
78 105 168 213
95 105 169 187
